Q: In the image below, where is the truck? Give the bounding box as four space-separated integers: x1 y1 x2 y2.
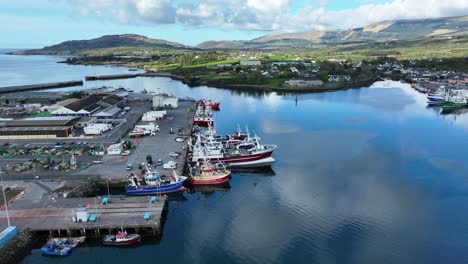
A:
84 124 112 135
134 123 160 133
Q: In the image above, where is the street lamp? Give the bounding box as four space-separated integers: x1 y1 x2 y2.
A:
0 171 11 227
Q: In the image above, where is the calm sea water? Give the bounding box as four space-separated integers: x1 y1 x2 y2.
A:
1 53 468 264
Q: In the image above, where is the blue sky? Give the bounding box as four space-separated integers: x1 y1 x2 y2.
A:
0 0 466 48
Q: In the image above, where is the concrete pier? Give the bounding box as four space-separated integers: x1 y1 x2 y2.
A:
0 81 83 94
0 196 168 237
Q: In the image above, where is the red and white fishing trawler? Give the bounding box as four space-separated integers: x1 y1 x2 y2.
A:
189 161 231 185
189 132 276 168
199 99 220 111
193 104 214 127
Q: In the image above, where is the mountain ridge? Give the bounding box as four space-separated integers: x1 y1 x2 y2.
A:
197 15 468 49
12 15 468 54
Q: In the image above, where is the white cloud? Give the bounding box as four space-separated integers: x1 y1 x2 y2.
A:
62 0 468 32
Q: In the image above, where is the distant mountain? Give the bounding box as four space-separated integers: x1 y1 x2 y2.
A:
197 15 468 50
13 34 192 55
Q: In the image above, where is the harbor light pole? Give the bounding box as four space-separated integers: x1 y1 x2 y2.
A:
0 170 11 227
106 178 110 198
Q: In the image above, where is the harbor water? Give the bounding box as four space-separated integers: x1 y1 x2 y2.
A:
1 53 468 264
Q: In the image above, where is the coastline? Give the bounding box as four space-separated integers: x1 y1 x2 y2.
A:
140 71 382 94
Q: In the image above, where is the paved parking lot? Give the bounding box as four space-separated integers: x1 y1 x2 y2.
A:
77 102 194 179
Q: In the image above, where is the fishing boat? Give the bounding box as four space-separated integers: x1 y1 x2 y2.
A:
190 132 276 168
102 231 141 246
200 99 220 111
442 90 468 110
46 236 85 248
126 167 188 195
193 104 214 127
189 161 231 185
41 243 73 256
427 86 447 106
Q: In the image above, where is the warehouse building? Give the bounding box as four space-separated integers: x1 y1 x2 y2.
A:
50 95 125 117
0 116 79 139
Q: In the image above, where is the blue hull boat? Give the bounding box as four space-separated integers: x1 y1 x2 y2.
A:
126 182 187 195
41 243 73 256
126 169 188 196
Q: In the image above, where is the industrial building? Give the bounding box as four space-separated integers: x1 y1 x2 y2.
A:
0 116 80 139
153 94 178 109
51 94 125 117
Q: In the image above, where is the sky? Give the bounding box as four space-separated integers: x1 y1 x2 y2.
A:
0 0 467 48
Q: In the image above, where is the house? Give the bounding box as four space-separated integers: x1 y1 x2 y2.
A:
447 74 468 84
328 75 351 82
284 79 323 87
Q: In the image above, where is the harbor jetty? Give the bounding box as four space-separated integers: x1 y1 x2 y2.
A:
0 80 83 94
0 196 168 237
85 74 139 81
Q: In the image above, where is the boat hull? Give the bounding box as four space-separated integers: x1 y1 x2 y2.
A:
102 235 141 246
193 120 214 127
191 173 231 185
226 157 275 168
41 245 72 256
126 180 187 195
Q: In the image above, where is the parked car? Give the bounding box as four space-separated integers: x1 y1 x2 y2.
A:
122 150 131 156
169 152 179 157
93 160 103 164
163 161 177 170
175 137 185 142
157 159 163 166
126 163 133 171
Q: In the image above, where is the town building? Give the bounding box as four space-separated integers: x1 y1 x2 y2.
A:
240 61 261 66
284 79 324 88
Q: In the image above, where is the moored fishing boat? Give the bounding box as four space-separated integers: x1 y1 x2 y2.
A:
442 90 468 110
126 167 188 195
200 99 220 111
41 243 73 256
189 133 277 168
193 104 214 127
427 86 447 106
189 161 231 185
102 232 141 246
46 236 85 248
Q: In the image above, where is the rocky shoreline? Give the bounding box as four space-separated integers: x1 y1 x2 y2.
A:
0 230 38 264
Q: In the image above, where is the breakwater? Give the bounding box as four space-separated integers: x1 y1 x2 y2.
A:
0 80 83 94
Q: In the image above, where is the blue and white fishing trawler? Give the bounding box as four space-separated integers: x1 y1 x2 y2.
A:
126 166 188 195
427 86 447 106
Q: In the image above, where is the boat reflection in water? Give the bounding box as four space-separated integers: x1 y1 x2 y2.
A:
187 182 231 197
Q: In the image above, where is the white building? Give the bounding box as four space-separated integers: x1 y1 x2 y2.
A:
153 94 178 109
240 60 261 66
107 143 123 155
